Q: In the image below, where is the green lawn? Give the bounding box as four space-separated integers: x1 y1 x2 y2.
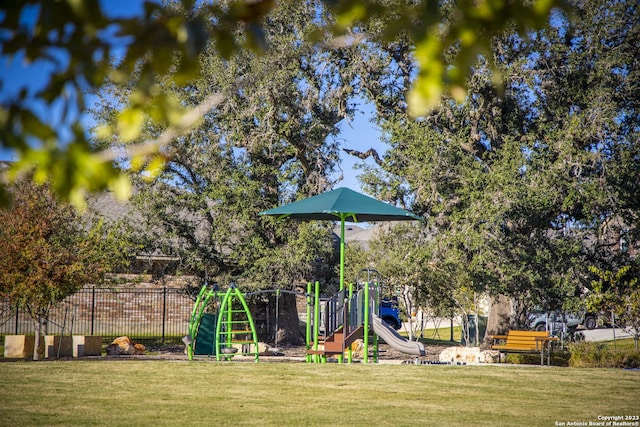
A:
1 360 638 426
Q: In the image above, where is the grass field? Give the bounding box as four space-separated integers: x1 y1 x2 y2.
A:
1 360 638 426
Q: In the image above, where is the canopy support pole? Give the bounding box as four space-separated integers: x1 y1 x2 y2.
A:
339 214 346 291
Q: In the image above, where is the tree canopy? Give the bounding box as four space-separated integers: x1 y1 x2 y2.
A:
1 0 565 208
351 0 640 327
91 0 355 289
588 265 640 349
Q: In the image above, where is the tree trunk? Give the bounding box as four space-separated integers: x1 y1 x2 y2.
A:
481 294 512 349
474 292 480 346
460 308 470 347
33 314 42 361
401 285 414 341
273 293 303 346
474 312 480 346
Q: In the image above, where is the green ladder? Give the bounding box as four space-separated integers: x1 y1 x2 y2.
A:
215 285 259 362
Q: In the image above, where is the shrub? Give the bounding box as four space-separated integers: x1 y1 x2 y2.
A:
621 352 640 369
568 342 640 368
506 351 570 367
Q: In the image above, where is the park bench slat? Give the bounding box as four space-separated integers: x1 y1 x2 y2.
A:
490 330 558 365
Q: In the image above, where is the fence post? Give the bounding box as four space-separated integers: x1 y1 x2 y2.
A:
14 302 19 335
162 287 167 344
90 286 95 335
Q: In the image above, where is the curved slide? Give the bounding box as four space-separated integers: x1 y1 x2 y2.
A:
372 315 426 356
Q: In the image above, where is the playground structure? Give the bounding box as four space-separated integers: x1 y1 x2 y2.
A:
186 284 259 362
306 280 425 363
186 280 425 363
186 284 307 362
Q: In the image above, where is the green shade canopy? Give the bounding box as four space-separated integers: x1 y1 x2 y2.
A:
259 187 423 222
259 187 423 289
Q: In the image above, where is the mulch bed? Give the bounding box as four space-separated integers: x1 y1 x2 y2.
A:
144 342 458 362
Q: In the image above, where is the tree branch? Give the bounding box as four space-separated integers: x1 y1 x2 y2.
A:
342 148 383 167
95 92 226 163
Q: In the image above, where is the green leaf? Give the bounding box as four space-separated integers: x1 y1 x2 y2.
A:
118 108 145 142
22 111 57 140
108 173 132 202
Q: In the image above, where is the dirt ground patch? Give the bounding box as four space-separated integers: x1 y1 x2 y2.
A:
144 342 458 362
277 342 454 361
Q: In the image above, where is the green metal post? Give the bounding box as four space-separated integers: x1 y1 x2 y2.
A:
187 285 206 360
188 285 216 360
215 288 231 361
314 280 321 363
234 287 260 363
226 292 232 348
339 216 346 291
215 287 259 362
363 282 369 364
337 288 344 364
348 282 353 364
306 282 312 363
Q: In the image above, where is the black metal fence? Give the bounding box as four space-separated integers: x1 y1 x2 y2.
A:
0 287 195 343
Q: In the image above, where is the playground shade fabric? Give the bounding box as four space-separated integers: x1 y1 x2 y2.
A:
259 187 422 290
258 187 423 223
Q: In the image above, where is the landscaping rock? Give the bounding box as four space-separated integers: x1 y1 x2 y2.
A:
257 342 271 355
134 343 146 355
105 336 145 355
230 341 270 355
346 339 365 359
479 350 500 363
439 346 482 363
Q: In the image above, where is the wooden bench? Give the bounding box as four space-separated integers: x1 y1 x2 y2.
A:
490 330 558 365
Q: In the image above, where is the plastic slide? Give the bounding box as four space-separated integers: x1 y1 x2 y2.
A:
371 314 426 356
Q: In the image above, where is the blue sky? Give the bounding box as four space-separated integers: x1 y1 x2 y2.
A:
0 0 385 193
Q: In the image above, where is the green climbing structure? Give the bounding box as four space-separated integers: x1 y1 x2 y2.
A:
187 284 259 362
187 284 219 360
215 285 260 362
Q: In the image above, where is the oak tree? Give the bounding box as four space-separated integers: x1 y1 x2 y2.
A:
350 0 640 337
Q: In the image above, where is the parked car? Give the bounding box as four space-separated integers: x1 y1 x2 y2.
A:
529 311 597 332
